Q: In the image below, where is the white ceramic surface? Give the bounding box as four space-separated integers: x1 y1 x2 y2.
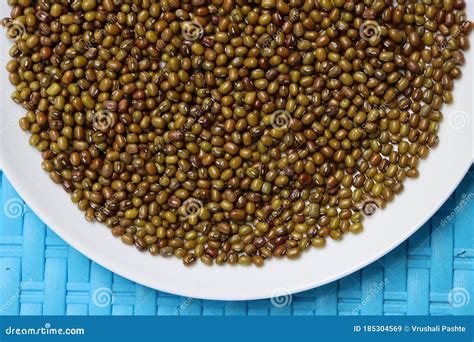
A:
0 4 473 300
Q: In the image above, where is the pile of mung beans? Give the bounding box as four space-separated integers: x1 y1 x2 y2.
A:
3 0 471 266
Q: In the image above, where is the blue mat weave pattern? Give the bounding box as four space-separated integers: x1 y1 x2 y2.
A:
0 168 473 316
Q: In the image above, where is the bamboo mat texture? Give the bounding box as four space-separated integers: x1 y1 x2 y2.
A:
0 168 473 316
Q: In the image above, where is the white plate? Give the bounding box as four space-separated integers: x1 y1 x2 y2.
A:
0 4 473 300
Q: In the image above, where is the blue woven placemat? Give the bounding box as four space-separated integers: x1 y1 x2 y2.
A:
0 167 473 316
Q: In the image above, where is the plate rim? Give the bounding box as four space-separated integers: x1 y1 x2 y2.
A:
1 141 472 300
1 3 473 300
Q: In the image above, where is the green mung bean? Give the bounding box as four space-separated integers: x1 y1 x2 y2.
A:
4 0 471 267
